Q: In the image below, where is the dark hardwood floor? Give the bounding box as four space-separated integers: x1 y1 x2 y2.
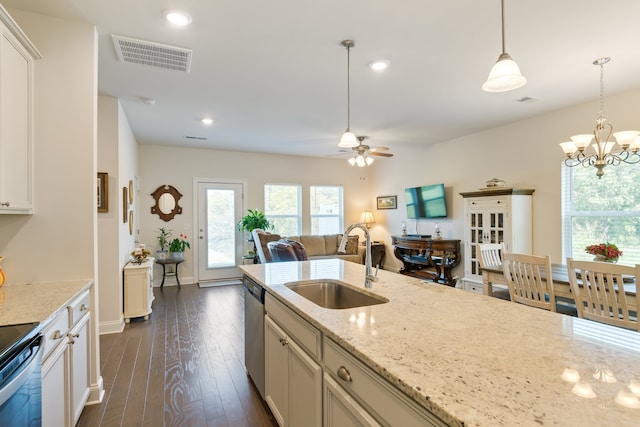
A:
78 284 277 427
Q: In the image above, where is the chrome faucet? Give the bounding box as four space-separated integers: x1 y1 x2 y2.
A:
339 223 378 288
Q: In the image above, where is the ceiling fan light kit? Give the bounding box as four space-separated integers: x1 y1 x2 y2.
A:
482 0 526 92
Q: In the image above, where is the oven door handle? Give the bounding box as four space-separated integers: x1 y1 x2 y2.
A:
0 337 43 408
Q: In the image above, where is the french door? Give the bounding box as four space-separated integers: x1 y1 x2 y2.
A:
196 181 244 283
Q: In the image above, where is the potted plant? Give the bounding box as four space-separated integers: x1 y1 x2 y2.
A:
169 233 191 260
156 228 173 260
585 242 622 263
237 209 274 237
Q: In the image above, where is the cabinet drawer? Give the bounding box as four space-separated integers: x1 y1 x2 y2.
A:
462 280 483 294
265 294 321 361
69 290 90 325
42 309 69 361
324 339 447 427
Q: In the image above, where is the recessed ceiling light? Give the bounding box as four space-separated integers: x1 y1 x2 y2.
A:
163 10 192 26
201 118 214 125
369 60 389 71
140 97 156 105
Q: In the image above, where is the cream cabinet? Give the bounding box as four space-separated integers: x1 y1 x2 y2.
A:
0 6 41 214
124 258 155 322
324 373 381 427
41 289 91 427
459 188 534 292
264 294 322 427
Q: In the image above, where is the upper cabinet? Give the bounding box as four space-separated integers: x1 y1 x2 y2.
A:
0 5 41 214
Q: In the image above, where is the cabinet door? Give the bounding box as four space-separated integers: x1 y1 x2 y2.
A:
288 337 322 427
265 315 287 427
324 373 381 427
70 315 90 425
42 339 70 427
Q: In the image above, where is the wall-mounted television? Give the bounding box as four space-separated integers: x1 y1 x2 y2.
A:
404 184 447 219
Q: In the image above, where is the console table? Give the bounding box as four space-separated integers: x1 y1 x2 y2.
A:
391 235 461 286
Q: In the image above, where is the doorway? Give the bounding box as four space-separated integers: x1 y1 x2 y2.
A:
196 180 244 284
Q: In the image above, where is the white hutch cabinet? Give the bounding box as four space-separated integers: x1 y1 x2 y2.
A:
0 5 41 214
459 188 534 293
124 258 155 322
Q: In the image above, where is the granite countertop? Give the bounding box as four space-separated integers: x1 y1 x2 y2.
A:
240 259 640 427
0 279 93 326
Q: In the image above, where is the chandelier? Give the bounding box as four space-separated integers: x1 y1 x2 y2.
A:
348 151 375 167
559 57 640 178
338 40 359 148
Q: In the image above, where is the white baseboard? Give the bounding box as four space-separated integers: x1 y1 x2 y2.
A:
99 319 124 335
198 279 243 287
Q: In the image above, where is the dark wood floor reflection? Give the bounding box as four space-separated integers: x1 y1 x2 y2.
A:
78 284 277 427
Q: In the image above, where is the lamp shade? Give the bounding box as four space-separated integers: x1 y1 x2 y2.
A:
482 54 526 92
339 130 358 148
360 211 375 228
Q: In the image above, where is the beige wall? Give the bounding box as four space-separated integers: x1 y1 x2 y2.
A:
0 9 97 283
372 87 640 278
138 145 373 285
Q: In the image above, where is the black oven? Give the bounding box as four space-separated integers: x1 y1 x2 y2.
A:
0 322 42 427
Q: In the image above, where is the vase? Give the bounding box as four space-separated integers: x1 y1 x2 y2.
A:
171 251 184 261
156 250 168 260
0 256 5 287
593 254 617 263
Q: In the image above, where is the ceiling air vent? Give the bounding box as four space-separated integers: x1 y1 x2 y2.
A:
515 96 538 104
111 34 192 72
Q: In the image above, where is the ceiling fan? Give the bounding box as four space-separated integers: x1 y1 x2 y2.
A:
332 136 393 166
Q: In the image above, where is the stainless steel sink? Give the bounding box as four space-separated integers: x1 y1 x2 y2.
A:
285 280 388 309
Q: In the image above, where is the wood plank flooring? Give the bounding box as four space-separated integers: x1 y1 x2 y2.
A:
77 284 277 427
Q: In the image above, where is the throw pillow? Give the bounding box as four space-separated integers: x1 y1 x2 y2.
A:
278 239 308 261
255 230 281 262
339 235 359 255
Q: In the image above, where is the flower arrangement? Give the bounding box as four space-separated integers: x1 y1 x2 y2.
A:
130 247 151 264
169 234 191 253
156 227 173 252
585 242 622 262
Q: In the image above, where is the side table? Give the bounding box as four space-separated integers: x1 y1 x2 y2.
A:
362 241 386 269
156 258 185 287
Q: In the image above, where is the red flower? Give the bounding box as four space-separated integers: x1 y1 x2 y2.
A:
585 243 622 259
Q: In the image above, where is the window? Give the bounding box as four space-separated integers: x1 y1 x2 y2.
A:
561 163 640 265
310 185 343 234
264 184 301 236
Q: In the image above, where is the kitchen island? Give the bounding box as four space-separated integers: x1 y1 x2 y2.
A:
240 259 640 426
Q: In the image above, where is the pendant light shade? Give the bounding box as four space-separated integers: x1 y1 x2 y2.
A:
482 0 526 93
338 40 359 148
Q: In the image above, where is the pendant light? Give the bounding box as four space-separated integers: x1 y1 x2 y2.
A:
482 0 526 92
338 40 359 148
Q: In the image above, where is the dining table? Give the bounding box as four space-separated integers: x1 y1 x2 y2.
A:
480 263 638 312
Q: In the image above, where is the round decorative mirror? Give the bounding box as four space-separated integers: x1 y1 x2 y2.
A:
150 185 183 222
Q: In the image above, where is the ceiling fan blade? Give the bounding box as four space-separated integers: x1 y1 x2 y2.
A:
370 152 393 157
370 146 389 152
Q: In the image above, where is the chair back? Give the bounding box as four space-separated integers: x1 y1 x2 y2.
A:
478 243 504 268
267 239 308 262
251 229 281 263
502 252 557 311
566 258 639 331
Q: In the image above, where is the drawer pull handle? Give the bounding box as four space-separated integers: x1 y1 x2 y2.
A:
52 330 63 340
68 332 80 344
279 337 288 347
337 366 352 383
0 201 9 207
80 304 88 311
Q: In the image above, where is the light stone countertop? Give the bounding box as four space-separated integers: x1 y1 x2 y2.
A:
0 279 93 326
240 259 640 427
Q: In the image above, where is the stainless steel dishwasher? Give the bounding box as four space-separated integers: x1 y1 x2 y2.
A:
243 275 265 399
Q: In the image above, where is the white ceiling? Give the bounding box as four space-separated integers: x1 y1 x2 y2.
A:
5 0 640 158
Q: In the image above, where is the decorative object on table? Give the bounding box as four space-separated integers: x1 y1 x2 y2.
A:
559 57 640 178
485 178 506 188
434 223 443 240
97 172 108 212
0 256 5 287
401 221 407 236
360 210 375 229
482 0 526 93
156 227 173 260
376 195 397 210
123 186 128 223
150 184 183 222
130 247 150 264
585 242 622 263
169 233 191 260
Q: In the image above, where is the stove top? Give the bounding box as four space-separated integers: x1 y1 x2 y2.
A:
0 323 40 368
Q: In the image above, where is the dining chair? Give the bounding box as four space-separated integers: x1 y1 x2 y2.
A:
566 258 639 331
478 243 510 300
502 252 576 314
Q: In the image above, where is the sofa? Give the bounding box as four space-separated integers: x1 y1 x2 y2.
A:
252 229 365 264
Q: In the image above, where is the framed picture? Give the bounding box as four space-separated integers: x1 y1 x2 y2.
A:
128 180 134 204
377 195 397 210
97 172 108 212
123 186 128 223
